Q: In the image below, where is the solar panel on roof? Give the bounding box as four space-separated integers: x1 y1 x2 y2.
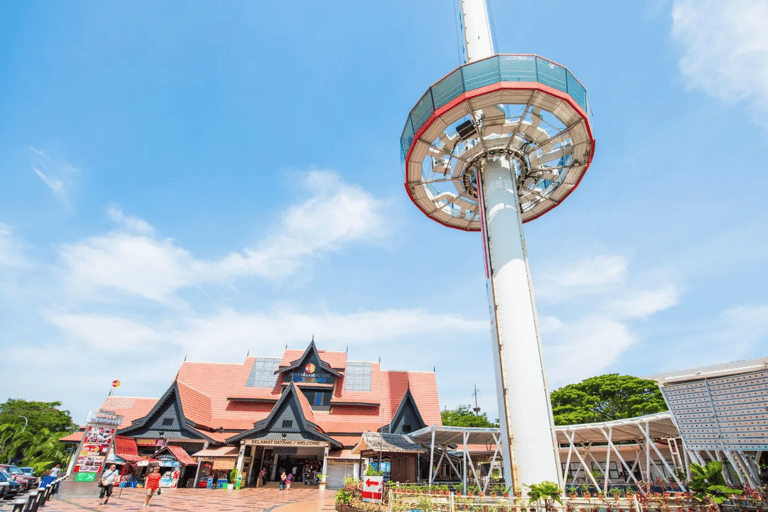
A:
246 358 281 388
344 362 371 392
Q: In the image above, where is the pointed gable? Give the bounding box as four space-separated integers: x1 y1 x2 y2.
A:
227 383 340 447
277 339 342 377
381 388 427 434
119 382 215 443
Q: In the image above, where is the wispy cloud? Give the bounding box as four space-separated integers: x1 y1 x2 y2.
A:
535 254 628 302
106 205 155 235
29 146 80 206
535 254 680 387
0 223 29 268
671 0 768 123
59 171 388 304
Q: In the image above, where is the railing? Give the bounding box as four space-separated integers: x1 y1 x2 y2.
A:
400 54 590 161
389 490 768 512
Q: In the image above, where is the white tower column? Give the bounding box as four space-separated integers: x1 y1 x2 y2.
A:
477 157 561 487
461 0 494 62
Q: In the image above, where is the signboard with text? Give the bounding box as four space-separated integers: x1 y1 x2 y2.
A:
362 476 383 503
72 410 123 478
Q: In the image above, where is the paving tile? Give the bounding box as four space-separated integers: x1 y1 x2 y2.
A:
0 487 337 512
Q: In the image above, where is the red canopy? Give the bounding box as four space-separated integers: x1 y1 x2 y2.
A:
114 435 142 463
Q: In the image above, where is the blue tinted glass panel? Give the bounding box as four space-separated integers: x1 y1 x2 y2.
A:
246 358 281 388
536 57 567 93
462 56 500 91
410 90 436 134
400 117 415 161
566 71 587 111
431 68 465 109
499 55 536 82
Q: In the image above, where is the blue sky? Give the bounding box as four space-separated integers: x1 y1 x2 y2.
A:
1 0 767 425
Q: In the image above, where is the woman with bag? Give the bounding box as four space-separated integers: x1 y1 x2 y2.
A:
143 467 162 508
98 464 119 505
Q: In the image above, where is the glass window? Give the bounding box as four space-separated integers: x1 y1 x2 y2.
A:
344 362 372 392
246 358 281 388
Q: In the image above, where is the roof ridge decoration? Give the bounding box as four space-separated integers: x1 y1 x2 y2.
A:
276 338 342 377
226 382 341 448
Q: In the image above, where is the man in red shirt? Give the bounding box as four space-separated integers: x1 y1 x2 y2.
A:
143 467 162 508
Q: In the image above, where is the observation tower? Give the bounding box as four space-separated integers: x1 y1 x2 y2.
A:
400 0 595 487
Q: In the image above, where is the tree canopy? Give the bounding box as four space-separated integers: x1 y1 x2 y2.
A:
441 405 498 428
0 399 78 472
549 374 667 426
0 399 77 433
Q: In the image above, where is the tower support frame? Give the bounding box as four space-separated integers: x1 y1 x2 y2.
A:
477 157 561 487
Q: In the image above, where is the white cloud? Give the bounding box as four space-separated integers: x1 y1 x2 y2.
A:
605 285 680 319
59 171 388 303
671 0 768 117
544 316 636 388
535 254 627 302
0 223 28 268
106 205 155 235
29 146 79 206
42 306 487 367
217 170 386 279
60 233 199 304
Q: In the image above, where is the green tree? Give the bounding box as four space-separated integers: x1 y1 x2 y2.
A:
441 405 498 428
0 399 77 433
0 399 77 471
549 374 667 426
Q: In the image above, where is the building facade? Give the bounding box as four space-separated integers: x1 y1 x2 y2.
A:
65 340 441 489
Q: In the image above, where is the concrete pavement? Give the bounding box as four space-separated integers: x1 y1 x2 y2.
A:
0 485 338 512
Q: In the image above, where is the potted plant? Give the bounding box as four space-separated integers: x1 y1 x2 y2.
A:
568 486 579 499
581 484 591 499
527 481 563 512
688 461 742 508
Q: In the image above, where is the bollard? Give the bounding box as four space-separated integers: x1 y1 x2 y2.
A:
21 492 37 512
41 485 51 505
12 499 26 512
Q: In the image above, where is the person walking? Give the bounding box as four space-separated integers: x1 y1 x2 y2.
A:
143 467 162 508
98 464 119 506
280 470 287 490
50 464 61 478
285 471 292 490
211 471 218 489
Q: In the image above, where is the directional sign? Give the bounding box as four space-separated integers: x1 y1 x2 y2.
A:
362 476 383 503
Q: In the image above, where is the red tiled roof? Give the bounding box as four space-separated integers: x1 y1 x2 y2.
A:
329 435 364 448
140 347 441 446
177 381 212 425
60 430 84 443
166 445 196 465
100 397 159 428
294 387 315 424
114 435 141 462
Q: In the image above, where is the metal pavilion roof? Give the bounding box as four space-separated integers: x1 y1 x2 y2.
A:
644 357 768 384
408 425 501 447
554 411 678 445
410 412 679 448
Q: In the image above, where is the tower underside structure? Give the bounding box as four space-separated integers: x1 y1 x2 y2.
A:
401 3 595 487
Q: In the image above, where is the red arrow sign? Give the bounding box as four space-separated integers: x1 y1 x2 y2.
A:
365 479 378 487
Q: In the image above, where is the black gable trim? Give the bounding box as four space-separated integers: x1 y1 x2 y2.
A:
118 382 213 443
275 339 342 377
380 388 427 434
227 383 341 447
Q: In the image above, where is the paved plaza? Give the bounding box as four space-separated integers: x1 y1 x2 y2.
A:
0 486 337 512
